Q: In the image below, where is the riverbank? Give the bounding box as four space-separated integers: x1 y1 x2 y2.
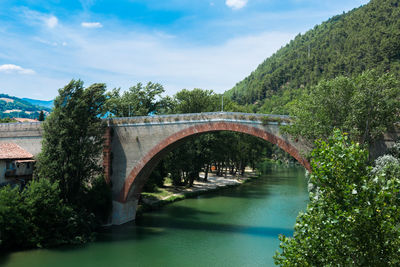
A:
137 169 258 214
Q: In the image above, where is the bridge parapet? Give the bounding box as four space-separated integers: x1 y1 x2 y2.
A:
107 112 292 126
0 122 43 138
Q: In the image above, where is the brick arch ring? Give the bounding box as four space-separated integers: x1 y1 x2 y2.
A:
118 122 311 203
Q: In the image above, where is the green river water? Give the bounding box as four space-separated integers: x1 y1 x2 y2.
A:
1 164 309 267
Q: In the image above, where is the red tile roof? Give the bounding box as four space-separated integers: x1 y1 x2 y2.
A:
0 143 34 160
14 118 38 123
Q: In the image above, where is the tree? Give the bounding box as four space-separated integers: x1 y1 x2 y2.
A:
0 185 29 249
36 80 107 205
0 179 86 249
285 71 400 146
172 88 219 113
274 130 400 266
105 82 165 117
21 179 85 248
285 76 354 140
347 70 400 145
38 110 45 121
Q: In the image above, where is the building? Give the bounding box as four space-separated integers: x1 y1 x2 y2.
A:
0 143 35 187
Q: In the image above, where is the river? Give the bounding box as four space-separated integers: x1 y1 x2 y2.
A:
1 164 309 267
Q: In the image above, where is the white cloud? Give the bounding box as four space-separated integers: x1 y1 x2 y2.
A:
19 8 58 29
0 64 35 74
81 22 103 28
80 0 96 10
226 0 248 10
0 23 294 99
46 16 58 28
68 30 293 95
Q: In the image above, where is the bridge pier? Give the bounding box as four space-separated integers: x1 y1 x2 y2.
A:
112 199 138 225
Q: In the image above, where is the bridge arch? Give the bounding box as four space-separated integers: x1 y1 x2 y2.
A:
118 121 311 203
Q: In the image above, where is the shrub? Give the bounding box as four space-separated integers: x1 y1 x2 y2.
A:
371 154 399 176
0 179 92 250
0 185 29 249
275 130 400 266
84 176 113 225
389 141 400 158
23 179 86 248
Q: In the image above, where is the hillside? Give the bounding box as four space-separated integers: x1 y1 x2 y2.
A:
225 0 400 113
22 98 53 109
0 94 51 119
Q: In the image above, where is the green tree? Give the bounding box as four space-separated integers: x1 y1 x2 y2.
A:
172 88 219 113
285 76 355 140
0 185 29 249
105 82 164 116
36 80 107 205
38 110 45 121
347 70 400 145
0 179 86 249
285 71 400 146
274 130 400 266
22 179 85 248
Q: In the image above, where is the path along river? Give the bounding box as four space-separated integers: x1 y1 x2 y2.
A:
1 163 309 267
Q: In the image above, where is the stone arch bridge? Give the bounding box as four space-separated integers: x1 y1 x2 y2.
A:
0 112 397 225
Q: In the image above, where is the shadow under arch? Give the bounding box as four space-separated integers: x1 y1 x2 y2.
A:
118 122 311 203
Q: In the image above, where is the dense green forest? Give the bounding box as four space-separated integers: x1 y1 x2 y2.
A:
226 0 400 114
0 94 50 119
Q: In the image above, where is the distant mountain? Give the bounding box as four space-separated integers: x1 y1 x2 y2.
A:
0 94 51 119
22 98 54 109
225 0 400 113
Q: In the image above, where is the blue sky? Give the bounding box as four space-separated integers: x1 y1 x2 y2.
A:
0 0 369 100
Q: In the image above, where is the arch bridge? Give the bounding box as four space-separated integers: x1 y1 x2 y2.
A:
103 112 312 224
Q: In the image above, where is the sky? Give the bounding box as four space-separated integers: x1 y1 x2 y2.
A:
0 0 369 100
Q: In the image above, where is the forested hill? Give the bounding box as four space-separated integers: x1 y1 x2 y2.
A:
0 94 51 119
225 0 400 113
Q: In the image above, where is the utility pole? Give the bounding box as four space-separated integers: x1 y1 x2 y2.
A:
221 95 224 112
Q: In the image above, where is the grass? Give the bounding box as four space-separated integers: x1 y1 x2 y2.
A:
141 187 172 199
137 172 259 216
260 116 292 125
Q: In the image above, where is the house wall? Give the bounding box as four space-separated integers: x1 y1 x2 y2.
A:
15 162 33 176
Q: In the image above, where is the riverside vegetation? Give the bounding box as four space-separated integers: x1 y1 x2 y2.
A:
0 81 112 249
274 131 400 266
